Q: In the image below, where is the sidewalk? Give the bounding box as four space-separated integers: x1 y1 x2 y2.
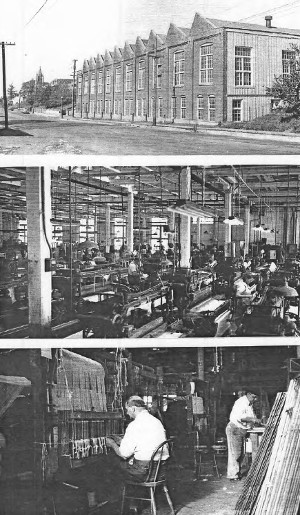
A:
46 111 300 144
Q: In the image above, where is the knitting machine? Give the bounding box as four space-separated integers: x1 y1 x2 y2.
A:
171 268 214 318
182 297 232 337
77 278 171 338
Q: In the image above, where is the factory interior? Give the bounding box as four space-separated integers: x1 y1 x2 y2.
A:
0 345 300 515
1 165 300 339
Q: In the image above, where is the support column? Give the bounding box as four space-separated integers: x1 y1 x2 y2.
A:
168 212 175 246
26 168 52 337
197 347 204 381
295 213 300 247
244 205 251 256
196 217 201 247
224 188 232 257
180 167 191 268
0 210 3 247
127 188 134 253
105 204 111 253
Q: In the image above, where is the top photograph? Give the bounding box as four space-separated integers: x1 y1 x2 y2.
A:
1 0 300 155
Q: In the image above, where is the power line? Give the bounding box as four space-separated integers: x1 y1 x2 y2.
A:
25 0 49 27
239 0 300 22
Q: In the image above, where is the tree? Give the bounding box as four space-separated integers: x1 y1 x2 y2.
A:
20 80 36 108
267 44 300 118
7 83 18 101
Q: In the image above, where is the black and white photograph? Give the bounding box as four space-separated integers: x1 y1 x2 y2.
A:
1 1 300 153
0 345 299 515
1 1 300 514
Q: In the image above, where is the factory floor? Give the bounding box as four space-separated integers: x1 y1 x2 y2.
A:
1 452 245 515
100 463 244 515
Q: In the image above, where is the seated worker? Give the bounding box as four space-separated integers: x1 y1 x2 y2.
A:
106 396 169 483
226 391 262 481
235 274 253 298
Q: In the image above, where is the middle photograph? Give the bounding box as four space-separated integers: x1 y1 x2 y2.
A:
1 164 299 339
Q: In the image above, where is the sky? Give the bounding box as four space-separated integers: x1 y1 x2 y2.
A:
1 0 300 93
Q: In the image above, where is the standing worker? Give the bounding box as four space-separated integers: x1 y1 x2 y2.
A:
226 391 261 481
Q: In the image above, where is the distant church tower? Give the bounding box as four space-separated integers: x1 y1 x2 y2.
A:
35 67 44 91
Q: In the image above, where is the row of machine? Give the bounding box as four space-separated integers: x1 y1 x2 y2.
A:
0 242 300 338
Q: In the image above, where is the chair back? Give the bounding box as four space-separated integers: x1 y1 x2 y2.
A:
145 439 172 483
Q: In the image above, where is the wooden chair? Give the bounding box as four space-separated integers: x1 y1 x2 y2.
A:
120 439 175 515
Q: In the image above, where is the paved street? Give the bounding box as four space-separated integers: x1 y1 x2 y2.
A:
1 110 300 154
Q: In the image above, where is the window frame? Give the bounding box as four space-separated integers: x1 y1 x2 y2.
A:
174 51 185 87
235 46 252 87
199 44 213 84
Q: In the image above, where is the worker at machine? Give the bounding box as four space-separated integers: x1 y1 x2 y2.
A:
106 396 169 482
231 274 255 334
226 391 262 481
128 257 140 286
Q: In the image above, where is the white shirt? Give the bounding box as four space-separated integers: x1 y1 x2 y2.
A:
229 395 255 430
119 410 169 461
235 278 252 297
128 261 138 275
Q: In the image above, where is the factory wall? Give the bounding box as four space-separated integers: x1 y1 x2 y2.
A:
76 13 300 123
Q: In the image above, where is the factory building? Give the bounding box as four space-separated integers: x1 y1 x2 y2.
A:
1 166 300 339
76 13 300 123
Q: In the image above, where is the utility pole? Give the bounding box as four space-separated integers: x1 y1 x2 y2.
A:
152 36 157 127
1 42 15 130
72 59 77 117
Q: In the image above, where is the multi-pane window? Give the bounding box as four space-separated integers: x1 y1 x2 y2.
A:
90 100 94 114
158 97 163 118
150 97 154 117
84 76 89 94
197 96 204 120
232 99 242 121
105 99 111 115
153 57 162 88
208 96 216 121
235 47 251 86
105 69 111 93
78 77 82 95
138 61 145 90
200 45 213 84
91 73 95 94
114 99 121 115
124 99 133 116
97 100 100 114
174 51 185 86
137 98 142 116
171 97 177 119
100 99 103 114
142 98 146 116
126 65 133 91
98 71 103 94
282 50 294 77
115 67 121 92
181 97 186 119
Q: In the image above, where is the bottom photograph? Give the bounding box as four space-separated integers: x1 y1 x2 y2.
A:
0 345 299 515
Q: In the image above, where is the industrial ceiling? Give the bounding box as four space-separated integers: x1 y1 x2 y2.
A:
1 165 300 223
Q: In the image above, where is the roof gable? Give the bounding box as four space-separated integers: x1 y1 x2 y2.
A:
190 12 219 37
113 45 123 62
166 23 189 46
104 49 113 66
89 57 96 70
146 30 166 52
135 36 146 56
96 53 104 67
123 41 135 60
83 59 89 72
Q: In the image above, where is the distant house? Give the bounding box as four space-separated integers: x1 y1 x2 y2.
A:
50 78 73 89
76 13 300 123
